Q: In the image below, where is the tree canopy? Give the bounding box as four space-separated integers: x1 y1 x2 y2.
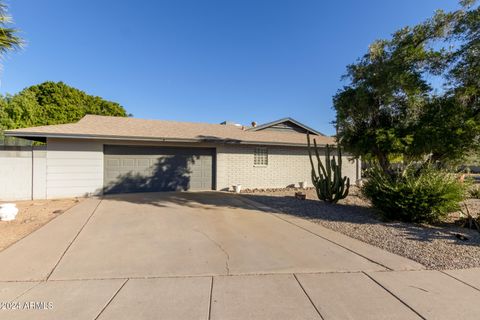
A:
0 5 127 139
0 81 128 133
333 0 480 170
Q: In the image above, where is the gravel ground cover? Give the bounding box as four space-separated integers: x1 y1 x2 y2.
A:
241 188 480 270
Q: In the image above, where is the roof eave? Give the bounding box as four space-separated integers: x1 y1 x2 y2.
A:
4 132 330 147
247 117 326 136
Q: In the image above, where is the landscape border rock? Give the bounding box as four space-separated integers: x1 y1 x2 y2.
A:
241 189 480 270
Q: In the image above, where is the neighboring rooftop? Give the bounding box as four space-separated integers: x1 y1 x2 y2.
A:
4 115 335 146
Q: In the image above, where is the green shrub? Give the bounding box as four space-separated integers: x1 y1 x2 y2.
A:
362 164 466 223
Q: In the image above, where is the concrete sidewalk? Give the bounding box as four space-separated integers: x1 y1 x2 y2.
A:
0 192 479 319
2 269 480 320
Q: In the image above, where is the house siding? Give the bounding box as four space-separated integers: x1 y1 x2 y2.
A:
46 138 104 198
33 148 47 199
1 138 359 200
215 145 358 191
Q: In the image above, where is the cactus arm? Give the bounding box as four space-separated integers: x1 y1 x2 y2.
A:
307 133 318 178
306 135 350 203
314 139 328 179
338 143 343 168
325 144 331 179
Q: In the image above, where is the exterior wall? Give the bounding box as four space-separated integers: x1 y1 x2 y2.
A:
1 138 359 199
216 144 358 191
0 147 46 201
33 148 47 199
45 139 219 198
46 138 104 198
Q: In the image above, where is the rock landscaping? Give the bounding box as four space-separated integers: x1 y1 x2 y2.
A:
241 187 480 270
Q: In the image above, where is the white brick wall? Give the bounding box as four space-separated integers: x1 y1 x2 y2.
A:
216 145 359 191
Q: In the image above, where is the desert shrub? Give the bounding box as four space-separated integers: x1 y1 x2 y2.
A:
469 186 480 199
362 164 466 223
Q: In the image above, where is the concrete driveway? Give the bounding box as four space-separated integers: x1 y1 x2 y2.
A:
0 192 479 319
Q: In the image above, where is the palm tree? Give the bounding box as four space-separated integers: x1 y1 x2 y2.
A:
0 2 22 144
0 2 22 56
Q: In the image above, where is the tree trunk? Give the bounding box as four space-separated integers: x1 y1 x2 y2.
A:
375 151 390 174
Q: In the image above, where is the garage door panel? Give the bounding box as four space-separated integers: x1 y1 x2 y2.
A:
122 159 135 167
136 159 150 167
106 159 120 167
103 146 214 194
105 171 121 180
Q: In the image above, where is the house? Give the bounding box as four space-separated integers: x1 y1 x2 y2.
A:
4 115 360 199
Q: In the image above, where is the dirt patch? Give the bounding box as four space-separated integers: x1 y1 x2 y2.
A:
241 188 480 270
0 198 82 251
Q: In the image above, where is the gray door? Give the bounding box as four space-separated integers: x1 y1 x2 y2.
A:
103 145 214 194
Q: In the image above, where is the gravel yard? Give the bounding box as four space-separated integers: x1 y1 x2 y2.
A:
0 198 82 251
241 188 480 270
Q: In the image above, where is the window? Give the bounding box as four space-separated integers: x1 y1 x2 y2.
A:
254 147 268 166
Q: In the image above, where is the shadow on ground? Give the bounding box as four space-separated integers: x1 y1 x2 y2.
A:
103 191 257 211
240 193 480 247
103 188 480 247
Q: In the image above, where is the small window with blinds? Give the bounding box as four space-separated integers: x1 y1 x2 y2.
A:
254 147 268 166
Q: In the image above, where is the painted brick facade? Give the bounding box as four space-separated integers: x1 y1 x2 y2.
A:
216 145 359 191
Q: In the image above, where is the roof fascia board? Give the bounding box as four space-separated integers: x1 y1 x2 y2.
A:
5 132 330 147
247 117 326 136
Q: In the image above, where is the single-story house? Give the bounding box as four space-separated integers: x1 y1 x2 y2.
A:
4 115 360 199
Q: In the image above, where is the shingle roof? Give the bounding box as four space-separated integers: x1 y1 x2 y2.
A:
4 115 335 146
247 117 326 136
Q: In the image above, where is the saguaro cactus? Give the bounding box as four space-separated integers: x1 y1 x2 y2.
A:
307 133 350 203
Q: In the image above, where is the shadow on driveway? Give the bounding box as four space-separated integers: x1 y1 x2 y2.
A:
240 193 480 247
103 191 255 211
104 191 480 246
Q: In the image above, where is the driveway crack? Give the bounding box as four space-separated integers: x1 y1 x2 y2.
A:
409 285 429 292
196 230 230 275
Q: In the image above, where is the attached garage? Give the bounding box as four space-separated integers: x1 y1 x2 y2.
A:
4 115 360 200
103 145 215 194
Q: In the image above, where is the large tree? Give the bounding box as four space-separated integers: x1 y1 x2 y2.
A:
411 1 480 162
333 26 443 170
0 81 128 131
333 1 479 170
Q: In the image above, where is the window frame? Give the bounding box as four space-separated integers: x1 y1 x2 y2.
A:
253 147 268 167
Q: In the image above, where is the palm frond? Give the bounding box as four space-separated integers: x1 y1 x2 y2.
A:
0 2 23 54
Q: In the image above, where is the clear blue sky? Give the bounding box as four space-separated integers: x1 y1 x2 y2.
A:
3 0 459 135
